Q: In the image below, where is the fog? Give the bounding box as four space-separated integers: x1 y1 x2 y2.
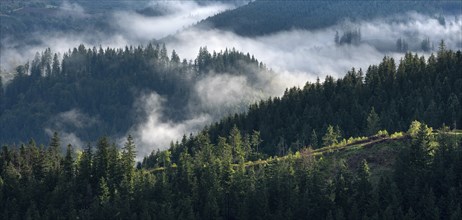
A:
125 93 212 159
112 1 234 41
167 12 461 83
0 1 235 75
45 109 100 150
1 1 460 157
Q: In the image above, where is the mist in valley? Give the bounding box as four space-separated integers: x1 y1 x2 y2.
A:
1 1 461 158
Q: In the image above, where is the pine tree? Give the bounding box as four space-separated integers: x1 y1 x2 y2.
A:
322 125 340 147
63 144 74 181
366 107 380 136
229 125 244 163
310 129 319 148
98 177 110 205
121 135 136 183
51 53 60 77
356 159 373 216
94 137 110 180
48 132 61 172
171 50 180 64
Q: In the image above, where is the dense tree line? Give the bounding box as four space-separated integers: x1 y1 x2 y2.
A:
172 44 461 157
0 44 266 144
1 121 461 219
200 0 460 37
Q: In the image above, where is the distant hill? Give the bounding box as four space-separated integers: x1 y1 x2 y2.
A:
199 0 461 36
0 44 268 145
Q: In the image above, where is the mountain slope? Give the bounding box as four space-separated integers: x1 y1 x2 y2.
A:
158 47 461 158
199 0 460 36
1 122 461 219
0 45 268 145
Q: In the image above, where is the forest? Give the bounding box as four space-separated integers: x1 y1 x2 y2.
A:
0 44 266 144
146 44 461 159
0 47 461 219
1 120 461 219
1 1 462 219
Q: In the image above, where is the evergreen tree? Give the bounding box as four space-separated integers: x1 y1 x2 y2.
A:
63 144 74 181
229 126 245 164
94 137 110 180
51 53 60 77
310 129 319 149
366 107 381 136
322 125 340 147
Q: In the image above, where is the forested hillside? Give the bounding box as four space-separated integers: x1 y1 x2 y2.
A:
200 0 459 36
0 44 267 144
1 121 461 219
147 44 462 160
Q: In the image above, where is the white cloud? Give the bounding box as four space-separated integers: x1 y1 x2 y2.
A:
127 92 211 160
112 1 234 41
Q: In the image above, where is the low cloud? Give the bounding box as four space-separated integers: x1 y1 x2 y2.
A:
45 109 100 150
166 12 461 89
112 1 234 42
0 1 234 74
127 92 211 160
59 1 87 18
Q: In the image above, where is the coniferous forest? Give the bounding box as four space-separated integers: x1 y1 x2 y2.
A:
1 47 461 220
1 0 462 220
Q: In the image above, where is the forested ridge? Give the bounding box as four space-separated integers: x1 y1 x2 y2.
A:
1 121 461 219
200 0 460 36
0 44 267 144
153 43 461 160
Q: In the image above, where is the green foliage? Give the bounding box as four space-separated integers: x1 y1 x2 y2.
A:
0 124 461 219
390 131 404 139
322 125 341 147
367 107 381 136
199 50 462 156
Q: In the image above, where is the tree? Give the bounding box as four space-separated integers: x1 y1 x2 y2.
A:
51 53 60 77
94 137 110 180
217 137 232 164
335 31 340 45
78 143 93 184
355 159 373 216
322 125 340 147
121 135 136 195
421 37 432 52
121 135 136 180
447 93 460 129
98 177 110 205
63 144 74 181
367 107 381 136
171 50 180 64
396 38 408 52
250 130 262 153
48 132 61 172
310 129 319 148
160 44 169 64
229 125 245 163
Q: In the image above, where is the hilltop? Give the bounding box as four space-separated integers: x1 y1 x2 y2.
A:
199 0 460 36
